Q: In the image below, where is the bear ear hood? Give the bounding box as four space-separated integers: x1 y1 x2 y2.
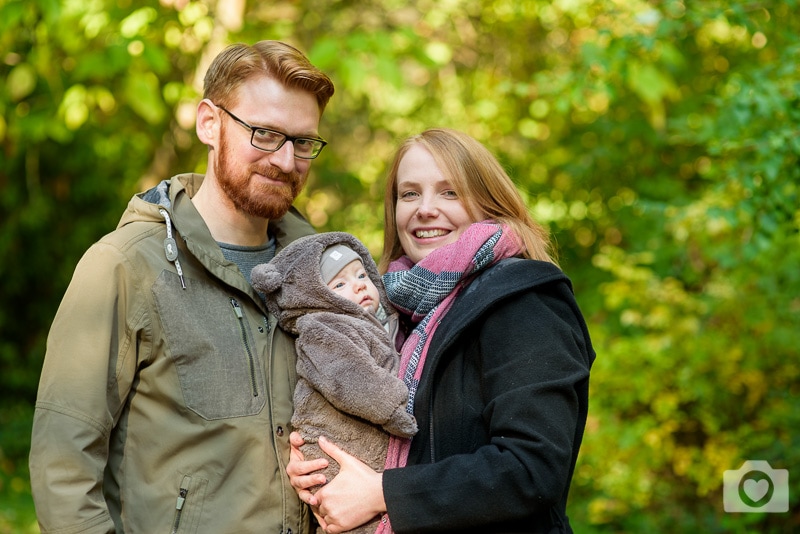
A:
251 232 389 333
250 263 282 295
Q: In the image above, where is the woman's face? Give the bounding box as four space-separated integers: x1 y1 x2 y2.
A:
394 144 480 264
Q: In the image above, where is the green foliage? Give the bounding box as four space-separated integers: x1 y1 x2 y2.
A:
0 403 37 533
2 0 799 531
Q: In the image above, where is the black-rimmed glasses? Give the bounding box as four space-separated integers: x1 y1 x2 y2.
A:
217 105 327 160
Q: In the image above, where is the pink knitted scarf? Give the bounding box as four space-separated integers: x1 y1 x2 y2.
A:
375 221 522 534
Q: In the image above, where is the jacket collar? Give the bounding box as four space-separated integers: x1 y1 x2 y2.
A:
131 173 316 300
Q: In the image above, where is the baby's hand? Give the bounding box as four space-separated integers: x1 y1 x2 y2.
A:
382 405 418 437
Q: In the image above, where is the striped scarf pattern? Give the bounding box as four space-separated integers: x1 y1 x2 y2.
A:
375 221 522 533
381 221 522 465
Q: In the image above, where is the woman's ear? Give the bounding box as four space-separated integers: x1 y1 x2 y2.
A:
196 99 219 147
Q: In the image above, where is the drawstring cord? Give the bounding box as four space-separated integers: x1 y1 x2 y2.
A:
159 208 186 289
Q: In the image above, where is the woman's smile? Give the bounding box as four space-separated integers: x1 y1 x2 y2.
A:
413 228 450 239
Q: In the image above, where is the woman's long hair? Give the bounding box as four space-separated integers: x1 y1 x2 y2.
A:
379 128 556 272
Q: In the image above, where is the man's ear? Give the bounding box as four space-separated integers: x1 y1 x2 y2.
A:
196 99 219 146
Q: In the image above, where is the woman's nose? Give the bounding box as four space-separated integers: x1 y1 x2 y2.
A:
416 197 439 218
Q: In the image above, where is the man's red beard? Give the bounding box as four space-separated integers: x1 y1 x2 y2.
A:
215 132 307 220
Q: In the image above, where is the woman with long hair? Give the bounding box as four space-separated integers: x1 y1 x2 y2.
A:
289 128 595 534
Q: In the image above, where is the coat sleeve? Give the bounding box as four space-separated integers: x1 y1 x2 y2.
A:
29 242 146 534
295 314 415 435
383 283 594 532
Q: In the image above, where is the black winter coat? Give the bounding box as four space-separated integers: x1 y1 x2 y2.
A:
382 259 596 533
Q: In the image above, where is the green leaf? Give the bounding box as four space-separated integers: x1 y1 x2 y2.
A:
626 60 676 105
124 72 166 125
7 63 37 101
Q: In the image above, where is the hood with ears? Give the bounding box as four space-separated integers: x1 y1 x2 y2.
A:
251 232 390 334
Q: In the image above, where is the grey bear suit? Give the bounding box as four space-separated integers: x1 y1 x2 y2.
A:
252 232 417 534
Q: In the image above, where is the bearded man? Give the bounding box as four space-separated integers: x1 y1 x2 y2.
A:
29 40 335 534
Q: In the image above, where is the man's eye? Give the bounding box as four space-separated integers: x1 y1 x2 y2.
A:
253 129 283 143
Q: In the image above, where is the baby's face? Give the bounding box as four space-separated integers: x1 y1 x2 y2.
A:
326 259 380 314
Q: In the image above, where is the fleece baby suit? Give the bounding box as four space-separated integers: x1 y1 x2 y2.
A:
252 232 417 534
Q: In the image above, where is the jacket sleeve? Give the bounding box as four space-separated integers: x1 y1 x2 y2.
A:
295 313 414 434
29 242 146 534
383 283 594 532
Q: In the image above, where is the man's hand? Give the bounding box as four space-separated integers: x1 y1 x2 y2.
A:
286 432 328 507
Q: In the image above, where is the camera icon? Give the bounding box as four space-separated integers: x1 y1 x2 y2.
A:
723 460 789 513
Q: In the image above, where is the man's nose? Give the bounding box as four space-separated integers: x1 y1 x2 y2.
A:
266 141 296 173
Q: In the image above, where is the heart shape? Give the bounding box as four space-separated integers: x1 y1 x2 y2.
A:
743 479 769 502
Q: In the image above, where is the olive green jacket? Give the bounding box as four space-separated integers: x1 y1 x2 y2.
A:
30 174 314 534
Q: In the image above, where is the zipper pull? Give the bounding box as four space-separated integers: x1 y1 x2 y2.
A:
176 487 187 510
171 479 190 534
230 298 243 319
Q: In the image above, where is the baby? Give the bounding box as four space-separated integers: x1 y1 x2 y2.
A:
251 232 417 534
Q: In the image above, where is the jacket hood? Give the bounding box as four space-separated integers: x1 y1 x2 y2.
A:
252 232 390 334
116 177 189 288
116 178 176 228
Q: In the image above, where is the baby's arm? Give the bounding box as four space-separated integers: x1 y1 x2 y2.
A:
296 313 417 436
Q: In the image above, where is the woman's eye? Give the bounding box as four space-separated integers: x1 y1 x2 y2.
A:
443 190 458 198
399 190 418 199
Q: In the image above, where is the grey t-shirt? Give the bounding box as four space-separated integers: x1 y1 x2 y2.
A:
219 235 277 286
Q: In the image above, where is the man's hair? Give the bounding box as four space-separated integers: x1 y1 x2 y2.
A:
203 40 335 113
379 128 556 272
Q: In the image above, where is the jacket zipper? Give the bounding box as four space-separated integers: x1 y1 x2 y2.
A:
170 476 190 534
428 392 436 463
230 298 259 397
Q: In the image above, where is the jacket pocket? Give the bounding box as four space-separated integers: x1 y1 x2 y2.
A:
169 473 208 534
152 271 267 419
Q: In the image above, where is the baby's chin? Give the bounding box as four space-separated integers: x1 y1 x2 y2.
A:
360 302 379 314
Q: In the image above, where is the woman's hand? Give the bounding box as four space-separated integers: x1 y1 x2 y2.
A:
314 436 386 534
286 432 328 507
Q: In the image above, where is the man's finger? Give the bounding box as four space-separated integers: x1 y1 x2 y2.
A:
299 488 320 507
289 431 305 448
